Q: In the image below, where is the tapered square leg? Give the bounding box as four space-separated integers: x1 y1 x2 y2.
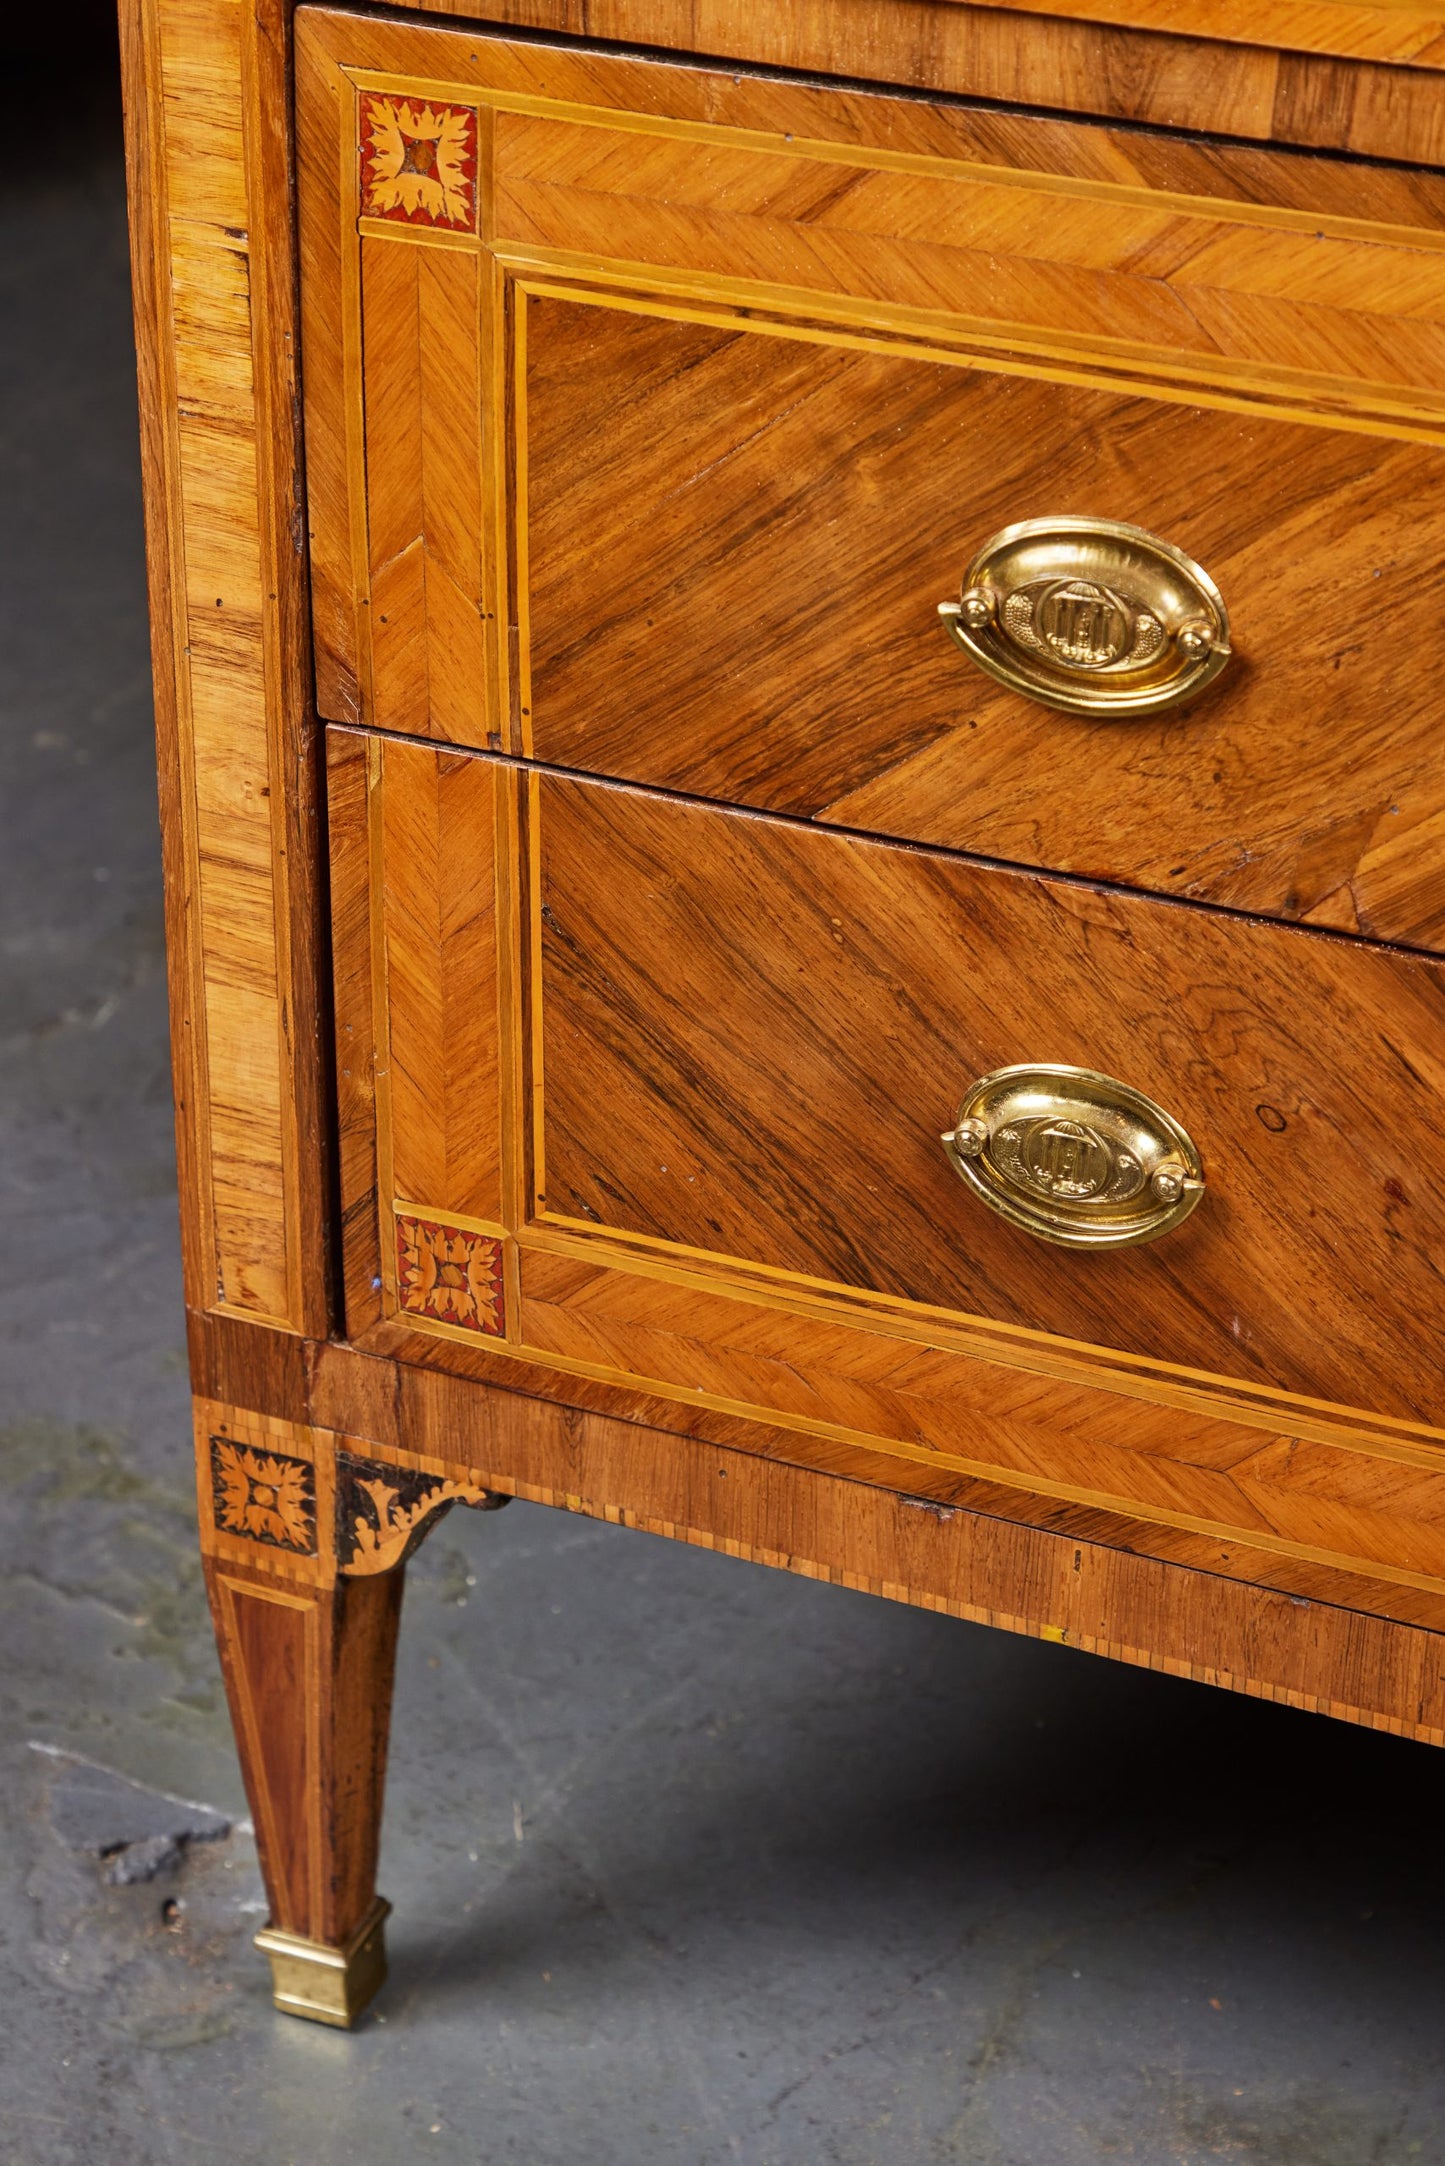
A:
203 1556 404 2027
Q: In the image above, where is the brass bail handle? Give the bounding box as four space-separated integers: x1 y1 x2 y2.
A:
939 517 1231 718
941 1064 1205 1249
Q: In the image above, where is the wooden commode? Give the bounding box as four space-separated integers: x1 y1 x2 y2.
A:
121 0 1445 2025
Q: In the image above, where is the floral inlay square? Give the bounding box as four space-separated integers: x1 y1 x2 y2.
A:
396 1214 505 1335
211 1438 316 1554
359 93 478 231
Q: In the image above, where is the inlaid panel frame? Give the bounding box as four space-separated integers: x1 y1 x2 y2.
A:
299 11 1445 954
326 721 1445 1639
305 14 1445 1623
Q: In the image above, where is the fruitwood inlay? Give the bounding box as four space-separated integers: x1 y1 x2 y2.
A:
360 93 479 232
336 1448 508 1574
211 1436 317 1554
230 1363 1445 1749
126 0 1445 2028
194 1398 335 1586
396 1214 506 1336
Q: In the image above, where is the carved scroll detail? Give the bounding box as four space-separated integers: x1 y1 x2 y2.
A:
337 1451 508 1576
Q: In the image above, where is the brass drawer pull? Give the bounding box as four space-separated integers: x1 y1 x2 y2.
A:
939 517 1231 717
941 1064 1204 1248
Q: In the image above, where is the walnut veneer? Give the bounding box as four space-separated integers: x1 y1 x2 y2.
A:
120 0 1445 2027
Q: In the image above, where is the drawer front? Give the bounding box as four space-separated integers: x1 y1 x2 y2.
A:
530 772 1445 1424
328 725 1445 1622
300 9 1445 947
524 301 1445 944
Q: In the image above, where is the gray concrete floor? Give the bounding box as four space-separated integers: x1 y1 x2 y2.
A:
5 31 1445 2166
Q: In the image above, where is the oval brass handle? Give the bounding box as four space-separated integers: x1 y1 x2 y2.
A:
941 1064 1204 1248
938 517 1230 717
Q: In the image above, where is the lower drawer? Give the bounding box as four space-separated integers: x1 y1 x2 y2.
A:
529 773 1445 1424
328 728 1445 1616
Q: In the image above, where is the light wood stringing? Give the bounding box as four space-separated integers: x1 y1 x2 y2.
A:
200 1380 1445 1750
522 295 1445 946
377 0 1445 161
124 0 1445 1865
327 725 1445 1625
300 10 1445 950
123 0 326 1331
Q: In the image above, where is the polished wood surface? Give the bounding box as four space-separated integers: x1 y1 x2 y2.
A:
299 9 1445 949
531 770 1445 1418
186 1305 1445 1636
125 0 1445 2020
326 725 1445 1628
299 6 1445 744
360 236 492 743
525 298 1445 946
389 0 1445 160
198 1368 1445 1749
121 0 328 1332
197 1401 403 1953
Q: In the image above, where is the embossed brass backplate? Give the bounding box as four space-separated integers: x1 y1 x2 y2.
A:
939 518 1231 716
942 1064 1205 1248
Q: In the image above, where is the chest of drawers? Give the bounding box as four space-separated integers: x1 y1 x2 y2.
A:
121 0 1445 2025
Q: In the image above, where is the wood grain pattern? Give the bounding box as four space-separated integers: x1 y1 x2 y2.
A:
132 0 1445 2001
297 10 1445 736
363 0 1445 157
338 1261 1445 1632
123 0 326 1331
492 118 1445 400
204 1559 403 1945
302 6 1445 217
326 730 384 1337
535 770 1445 1423
324 728 1445 1622
361 235 491 740
513 1248 1445 1609
299 13 1445 951
204 1374 1445 1749
524 296 1445 947
196 1399 402 1951
187 1310 1445 1636
379 741 505 1224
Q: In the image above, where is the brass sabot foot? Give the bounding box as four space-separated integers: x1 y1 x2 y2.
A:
255 1895 391 2027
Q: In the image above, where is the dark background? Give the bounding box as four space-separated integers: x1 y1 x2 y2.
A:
3 9 1445 2162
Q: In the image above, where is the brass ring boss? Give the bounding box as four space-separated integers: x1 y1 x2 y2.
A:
942 1065 1205 1249
939 517 1231 717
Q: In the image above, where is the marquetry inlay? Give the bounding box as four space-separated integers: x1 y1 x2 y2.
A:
336 1450 507 1574
395 1213 505 1335
359 93 479 231
210 1436 318 1555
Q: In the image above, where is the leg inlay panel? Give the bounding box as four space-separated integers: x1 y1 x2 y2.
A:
211 1436 318 1555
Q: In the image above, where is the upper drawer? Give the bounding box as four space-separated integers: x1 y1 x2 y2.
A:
298 8 1445 950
